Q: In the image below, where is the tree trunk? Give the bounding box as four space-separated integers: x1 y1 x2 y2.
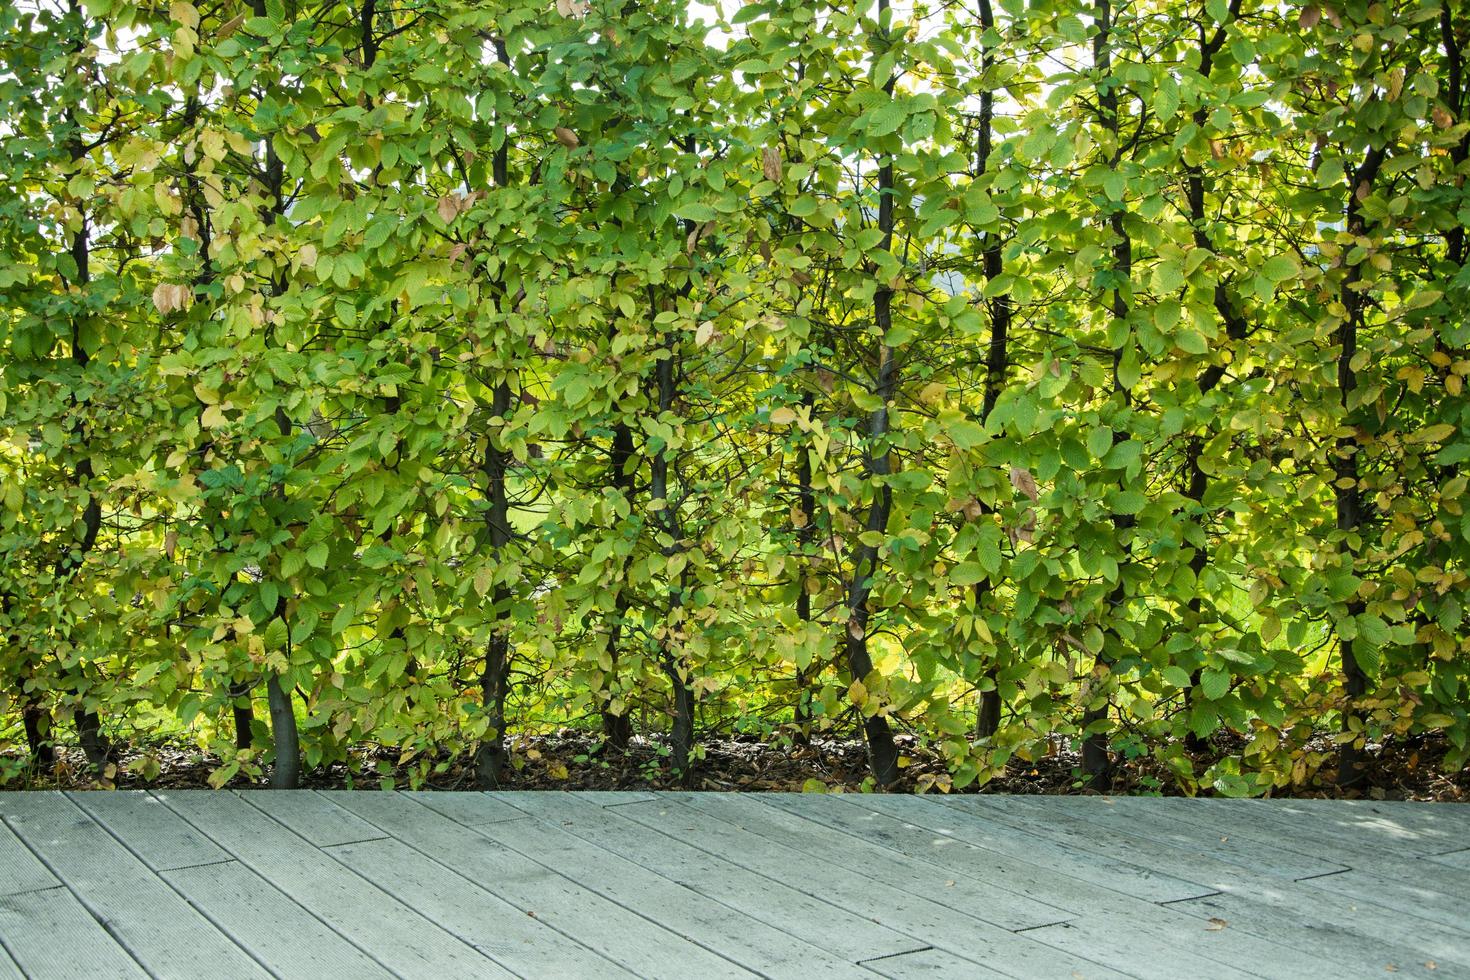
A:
1081 0 1132 789
1178 0 1244 754
844 0 903 788
793 392 817 744
972 0 1009 740
1336 146 1385 790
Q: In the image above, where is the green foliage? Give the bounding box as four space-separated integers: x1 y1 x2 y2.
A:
1 0 1467 793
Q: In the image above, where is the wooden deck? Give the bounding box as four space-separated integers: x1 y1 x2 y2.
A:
0 792 1466 979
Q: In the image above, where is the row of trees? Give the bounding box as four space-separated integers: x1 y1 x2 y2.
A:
1 0 1466 793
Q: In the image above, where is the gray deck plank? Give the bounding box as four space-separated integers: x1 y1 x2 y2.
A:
1171 889 1469 974
330 789 754 979
950 795 1348 880
1243 798 1470 849
239 790 387 846
1429 848 1470 870
716 794 1341 978
434 794 863 979
2 792 268 978
1079 797 1470 904
847 794 1470 973
160 860 392 980
1 789 1462 978
929 796 1332 893
324 835 637 978
498 791 928 966
938 797 1470 956
859 948 1009 978
763 791 1185 910
1103 796 1459 864
848 793 1213 903
157 790 508 977
67 790 231 871
589 794 1120 977
1298 868 1470 934
0 886 146 979
0 819 59 896
1014 914 1272 980
675 793 1072 930
381 790 523 826
1054 798 1470 932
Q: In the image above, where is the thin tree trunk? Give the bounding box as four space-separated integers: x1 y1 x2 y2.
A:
1336 146 1385 790
55 4 109 774
650 283 694 780
1180 0 1244 752
475 35 519 789
972 0 1008 740
5 592 53 768
266 672 299 789
252 0 301 785
843 0 902 788
601 417 637 751
1081 0 1132 788
793 390 817 744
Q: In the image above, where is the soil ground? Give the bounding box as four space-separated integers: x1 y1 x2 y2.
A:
3 731 1466 800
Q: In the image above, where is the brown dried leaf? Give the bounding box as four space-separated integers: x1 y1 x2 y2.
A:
553 126 580 149
437 194 462 224
1206 918 1228 931
1298 4 1320 28
216 13 245 38
762 146 782 183
1009 466 1039 502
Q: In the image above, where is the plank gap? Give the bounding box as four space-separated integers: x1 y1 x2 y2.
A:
856 945 937 966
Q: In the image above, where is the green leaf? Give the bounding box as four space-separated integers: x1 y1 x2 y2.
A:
1199 669 1230 701
1162 666 1192 689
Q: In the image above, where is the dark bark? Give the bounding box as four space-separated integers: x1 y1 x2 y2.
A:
793 390 817 744
476 376 515 786
843 0 902 788
1336 146 1386 790
1081 0 1131 788
249 0 301 785
266 672 299 789
601 417 637 751
54 5 110 775
972 0 1008 740
23 699 54 769
4 591 53 768
1180 0 1244 752
181 91 256 752
475 36 516 791
650 285 694 780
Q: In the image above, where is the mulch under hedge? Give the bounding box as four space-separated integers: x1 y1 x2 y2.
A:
4 731 1466 800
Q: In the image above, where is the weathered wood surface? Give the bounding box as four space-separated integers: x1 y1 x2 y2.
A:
0 791 1464 979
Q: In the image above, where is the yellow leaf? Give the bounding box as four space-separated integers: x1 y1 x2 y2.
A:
201 403 228 429
695 321 715 347
848 680 868 706
770 406 796 425
170 1 199 29
1415 424 1455 444
298 243 318 268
